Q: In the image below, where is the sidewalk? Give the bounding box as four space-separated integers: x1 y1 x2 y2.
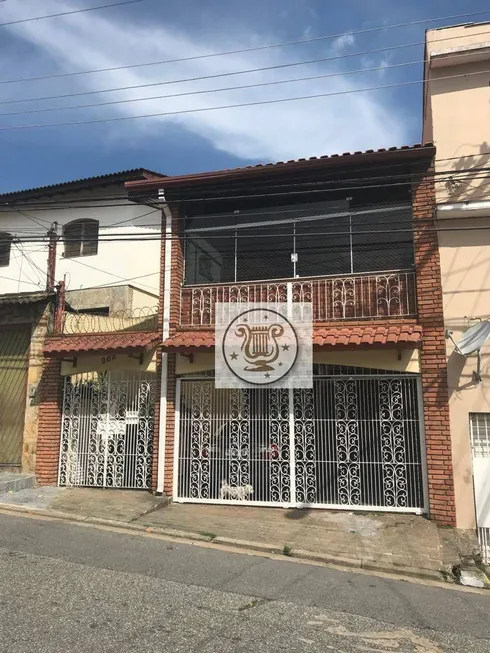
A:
0 486 483 584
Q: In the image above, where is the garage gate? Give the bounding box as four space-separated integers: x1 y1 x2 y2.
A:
174 366 427 512
58 371 156 489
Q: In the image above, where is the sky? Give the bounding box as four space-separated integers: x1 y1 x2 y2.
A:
1 0 489 193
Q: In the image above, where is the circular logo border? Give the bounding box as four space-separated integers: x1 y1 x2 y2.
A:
222 308 299 386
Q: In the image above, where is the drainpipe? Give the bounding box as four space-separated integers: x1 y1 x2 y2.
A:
156 189 173 495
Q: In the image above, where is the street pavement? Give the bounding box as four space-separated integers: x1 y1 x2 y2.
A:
0 512 489 652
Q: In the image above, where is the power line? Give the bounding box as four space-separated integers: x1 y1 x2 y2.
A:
0 170 487 215
3 28 490 108
0 159 487 215
0 49 484 119
1 9 488 86
0 67 486 132
15 208 52 228
5 172 488 215
0 152 487 210
0 0 144 28
12 243 43 286
0 273 42 286
65 257 159 292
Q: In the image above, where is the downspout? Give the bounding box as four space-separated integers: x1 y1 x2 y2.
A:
156 189 173 495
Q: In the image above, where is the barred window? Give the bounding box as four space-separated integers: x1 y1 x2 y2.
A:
63 219 99 258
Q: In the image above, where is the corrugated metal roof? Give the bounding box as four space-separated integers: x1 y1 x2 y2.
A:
0 291 55 306
126 143 435 192
0 168 165 201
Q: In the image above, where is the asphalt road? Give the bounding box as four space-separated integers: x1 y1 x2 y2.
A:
0 512 489 652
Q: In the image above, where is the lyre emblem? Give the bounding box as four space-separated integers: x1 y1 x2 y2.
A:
235 323 284 372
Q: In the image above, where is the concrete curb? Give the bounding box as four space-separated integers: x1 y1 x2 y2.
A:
0 501 446 583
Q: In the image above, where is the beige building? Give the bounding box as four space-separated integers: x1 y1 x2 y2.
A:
423 22 490 537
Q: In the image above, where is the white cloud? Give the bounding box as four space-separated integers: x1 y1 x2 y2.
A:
1 2 409 163
330 33 355 52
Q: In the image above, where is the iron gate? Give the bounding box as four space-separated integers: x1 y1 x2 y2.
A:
59 371 156 489
175 371 427 511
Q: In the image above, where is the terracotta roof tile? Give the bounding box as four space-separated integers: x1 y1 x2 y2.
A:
163 332 214 349
162 325 423 351
313 325 422 348
44 332 160 356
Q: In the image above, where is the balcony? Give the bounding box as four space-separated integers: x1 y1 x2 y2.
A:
180 271 416 327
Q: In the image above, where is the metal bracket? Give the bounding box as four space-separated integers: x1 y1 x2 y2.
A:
473 349 482 384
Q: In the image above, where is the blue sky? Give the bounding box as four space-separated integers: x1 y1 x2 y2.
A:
1 0 489 192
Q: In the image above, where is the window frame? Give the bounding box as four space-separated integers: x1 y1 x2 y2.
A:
63 219 99 258
183 203 414 286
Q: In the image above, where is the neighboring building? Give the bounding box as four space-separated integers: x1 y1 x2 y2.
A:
98 143 456 525
423 23 490 551
0 291 55 474
0 169 164 296
0 170 164 479
37 282 160 490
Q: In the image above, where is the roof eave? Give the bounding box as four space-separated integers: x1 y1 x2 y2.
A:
125 145 436 194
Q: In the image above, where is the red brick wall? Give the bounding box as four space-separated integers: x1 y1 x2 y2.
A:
412 169 456 526
169 206 184 335
160 168 457 525
35 357 63 485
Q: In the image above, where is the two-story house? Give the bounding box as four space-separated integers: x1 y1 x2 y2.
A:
98 143 455 524
0 169 163 480
423 22 490 554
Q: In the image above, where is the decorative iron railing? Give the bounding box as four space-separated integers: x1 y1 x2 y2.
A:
61 306 159 335
180 271 416 326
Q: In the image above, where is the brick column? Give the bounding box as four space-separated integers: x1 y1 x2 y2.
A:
413 170 456 526
35 357 63 485
152 202 184 496
169 206 184 335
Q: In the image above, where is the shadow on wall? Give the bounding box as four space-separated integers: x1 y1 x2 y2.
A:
444 141 490 204
447 350 474 399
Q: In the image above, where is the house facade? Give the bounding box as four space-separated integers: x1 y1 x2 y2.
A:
118 144 456 524
423 23 490 550
0 170 163 478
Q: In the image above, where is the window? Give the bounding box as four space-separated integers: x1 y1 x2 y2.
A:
183 201 414 284
63 219 99 258
0 232 12 267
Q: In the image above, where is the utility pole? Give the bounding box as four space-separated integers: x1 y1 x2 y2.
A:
46 222 58 291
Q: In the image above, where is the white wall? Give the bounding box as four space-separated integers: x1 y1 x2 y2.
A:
0 184 161 296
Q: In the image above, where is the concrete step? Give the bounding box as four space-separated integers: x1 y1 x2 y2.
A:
0 473 36 495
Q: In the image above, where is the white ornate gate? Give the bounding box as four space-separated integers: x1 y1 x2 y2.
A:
59 371 156 489
174 367 427 512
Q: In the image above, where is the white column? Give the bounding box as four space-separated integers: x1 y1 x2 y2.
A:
156 192 173 495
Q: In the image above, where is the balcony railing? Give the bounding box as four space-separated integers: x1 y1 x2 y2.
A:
180 271 416 327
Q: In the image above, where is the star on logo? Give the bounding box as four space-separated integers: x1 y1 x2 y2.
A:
282 344 290 351
264 372 271 378
230 352 238 360
278 362 283 366
263 313 269 321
